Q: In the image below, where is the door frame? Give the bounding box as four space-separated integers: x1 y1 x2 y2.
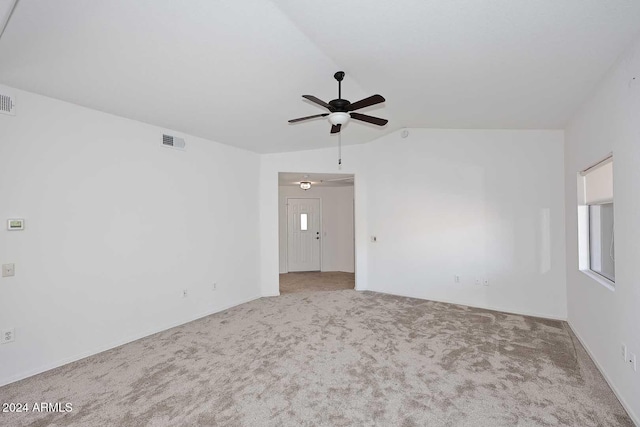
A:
284 197 322 273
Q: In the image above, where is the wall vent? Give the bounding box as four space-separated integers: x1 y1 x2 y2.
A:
0 93 16 116
162 134 186 151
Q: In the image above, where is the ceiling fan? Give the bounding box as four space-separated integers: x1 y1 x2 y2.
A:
289 71 388 134
321 177 354 184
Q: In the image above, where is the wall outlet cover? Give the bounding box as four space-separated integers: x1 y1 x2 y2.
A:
2 328 15 344
2 263 15 277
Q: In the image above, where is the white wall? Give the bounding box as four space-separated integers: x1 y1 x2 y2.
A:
279 185 354 274
260 129 567 319
564 36 640 423
0 85 261 386
365 129 566 318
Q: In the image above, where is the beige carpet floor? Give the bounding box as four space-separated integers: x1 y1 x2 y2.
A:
279 271 355 294
0 290 632 426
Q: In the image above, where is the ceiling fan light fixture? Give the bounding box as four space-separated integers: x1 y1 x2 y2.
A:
300 181 312 190
328 112 350 126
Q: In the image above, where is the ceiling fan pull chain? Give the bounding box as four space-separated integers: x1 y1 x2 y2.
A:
338 132 342 166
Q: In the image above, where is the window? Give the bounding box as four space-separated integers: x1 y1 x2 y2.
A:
300 213 308 231
578 156 615 286
588 203 615 281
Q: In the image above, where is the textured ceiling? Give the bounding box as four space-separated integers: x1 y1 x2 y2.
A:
1 0 639 153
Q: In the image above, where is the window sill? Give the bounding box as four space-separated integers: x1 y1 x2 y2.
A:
579 269 615 292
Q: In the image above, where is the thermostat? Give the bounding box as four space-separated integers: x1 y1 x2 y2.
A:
7 219 24 230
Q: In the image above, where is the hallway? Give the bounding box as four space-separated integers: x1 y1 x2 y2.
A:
279 272 355 294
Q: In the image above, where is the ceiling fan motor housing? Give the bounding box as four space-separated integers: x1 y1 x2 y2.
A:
329 98 350 112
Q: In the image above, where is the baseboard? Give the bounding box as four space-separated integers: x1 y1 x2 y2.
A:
0 294 262 387
320 270 356 273
567 321 639 427
360 288 567 321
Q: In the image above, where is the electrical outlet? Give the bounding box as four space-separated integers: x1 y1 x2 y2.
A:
630 352 637 372
2 263 15 277
454 275 460 283
182 289 188 298
212 282 217 291
2 328 15 344
622 344 627 362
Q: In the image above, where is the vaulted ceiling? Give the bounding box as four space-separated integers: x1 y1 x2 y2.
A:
1 0 639 153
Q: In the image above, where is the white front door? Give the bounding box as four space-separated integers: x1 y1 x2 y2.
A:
287 198 321 272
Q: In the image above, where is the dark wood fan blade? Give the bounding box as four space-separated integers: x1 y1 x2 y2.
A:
330 124 342 134
288 113 329 123
350 112 388 126
347 94 385 111
302 95 333 110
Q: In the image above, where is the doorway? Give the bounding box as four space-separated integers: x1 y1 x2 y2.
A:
278 172 356 294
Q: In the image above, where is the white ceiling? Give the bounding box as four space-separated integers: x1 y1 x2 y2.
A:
1 1 639 153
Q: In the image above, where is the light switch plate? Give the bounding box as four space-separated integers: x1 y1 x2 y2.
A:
7 219 24 230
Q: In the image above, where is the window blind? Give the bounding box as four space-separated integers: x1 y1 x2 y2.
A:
582 157 613 205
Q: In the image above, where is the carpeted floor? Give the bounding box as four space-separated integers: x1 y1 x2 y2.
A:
0 290 632 426
279 271 355 294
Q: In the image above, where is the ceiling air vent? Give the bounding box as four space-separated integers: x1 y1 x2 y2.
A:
162 134 186 151
0 93 16 116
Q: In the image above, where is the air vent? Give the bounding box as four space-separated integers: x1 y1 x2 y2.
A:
162 134 186 151
0 93 16 116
